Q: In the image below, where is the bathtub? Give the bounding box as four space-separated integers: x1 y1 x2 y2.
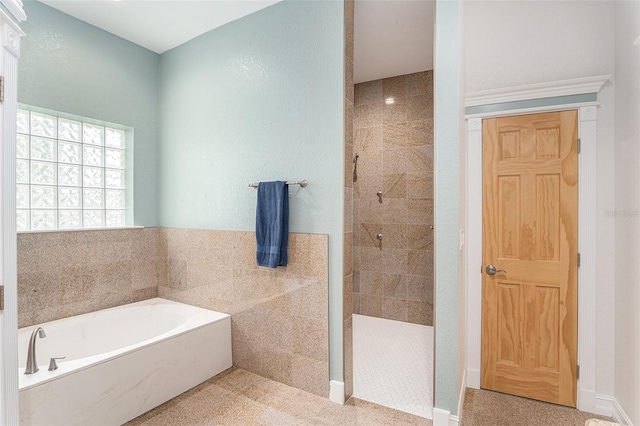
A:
18 298 232 425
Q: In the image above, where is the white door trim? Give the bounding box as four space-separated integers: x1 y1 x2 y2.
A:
465 74 611 107
464 76 609 414
0 9 23 425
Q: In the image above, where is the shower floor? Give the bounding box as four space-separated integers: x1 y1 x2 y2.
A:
352 314 433 419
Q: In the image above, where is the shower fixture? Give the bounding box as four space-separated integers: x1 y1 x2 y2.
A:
353 153 359 182
25 327 46 374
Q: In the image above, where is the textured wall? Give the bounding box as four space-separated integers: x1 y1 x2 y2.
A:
18 1 160 226
614 1 640 424
17 229 160 328
352 71 433 326
158 229 329 398
157 0 345 383
434 0 460 415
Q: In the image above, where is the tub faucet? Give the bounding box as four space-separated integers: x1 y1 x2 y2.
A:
25 327 46 375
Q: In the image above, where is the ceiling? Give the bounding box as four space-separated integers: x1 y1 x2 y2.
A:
38 0 282 54
38 0 434 82
354 0 434 84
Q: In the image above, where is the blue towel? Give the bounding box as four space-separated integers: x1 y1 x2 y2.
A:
256 181 289 268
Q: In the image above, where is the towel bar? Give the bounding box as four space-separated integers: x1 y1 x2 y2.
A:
249 180 307 188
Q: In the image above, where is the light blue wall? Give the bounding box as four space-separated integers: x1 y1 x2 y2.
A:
18 0 159 226
434 0 460 416
157 0 345 380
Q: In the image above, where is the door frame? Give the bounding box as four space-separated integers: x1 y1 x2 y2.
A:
463 75 611 414
0 5 24 424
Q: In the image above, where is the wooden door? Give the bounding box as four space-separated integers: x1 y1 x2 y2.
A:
481 111 578 407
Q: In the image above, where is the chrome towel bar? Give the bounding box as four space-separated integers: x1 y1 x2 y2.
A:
249 179 307 188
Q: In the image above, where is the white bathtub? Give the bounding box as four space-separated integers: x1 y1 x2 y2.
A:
18 298 232 425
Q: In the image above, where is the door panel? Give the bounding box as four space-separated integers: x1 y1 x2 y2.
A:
481 111 578 407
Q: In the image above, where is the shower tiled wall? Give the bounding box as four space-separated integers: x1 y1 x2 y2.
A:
17 228 329 398
17 228 161 328
353 71 434 326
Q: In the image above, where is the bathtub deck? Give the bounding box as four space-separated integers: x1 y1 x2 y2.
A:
18 299 231 426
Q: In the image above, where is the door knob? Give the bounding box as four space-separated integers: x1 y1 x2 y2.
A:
486 265 506 276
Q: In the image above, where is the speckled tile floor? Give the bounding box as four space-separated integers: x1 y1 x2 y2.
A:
461 388 615 426
127 368 616 426
126 368 430 425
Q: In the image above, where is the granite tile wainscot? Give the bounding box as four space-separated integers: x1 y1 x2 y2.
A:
18 228 161 328
158 229 329 398
17 227 329 398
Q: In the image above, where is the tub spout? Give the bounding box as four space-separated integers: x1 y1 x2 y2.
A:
25 327 46 375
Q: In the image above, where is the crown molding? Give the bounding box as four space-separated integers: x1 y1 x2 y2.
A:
465 74 612 107
1 0 25 23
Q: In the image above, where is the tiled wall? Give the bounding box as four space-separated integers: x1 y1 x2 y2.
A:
158 228 329 398
353 71 434 326
17 227 329 398
17 228 160 328
343 0 355 400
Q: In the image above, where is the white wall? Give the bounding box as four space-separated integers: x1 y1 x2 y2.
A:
614 1 640 424
465 1 614 93
0 312 4 419
463 0 616 400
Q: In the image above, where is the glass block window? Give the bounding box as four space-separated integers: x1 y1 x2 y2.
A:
17 109 128 231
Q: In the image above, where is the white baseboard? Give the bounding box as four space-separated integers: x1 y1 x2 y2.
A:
578 388 597 413
449 414 460 426
613 397 634 426
593 394 633 426
433 407 451 426
329 380 345 405
433 371 466 426
466 368 480 389
595 394 614 418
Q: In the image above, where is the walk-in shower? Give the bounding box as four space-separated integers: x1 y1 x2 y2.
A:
350 70 434 418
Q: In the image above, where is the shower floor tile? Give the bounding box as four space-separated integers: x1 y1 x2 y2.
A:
353 314 433 419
